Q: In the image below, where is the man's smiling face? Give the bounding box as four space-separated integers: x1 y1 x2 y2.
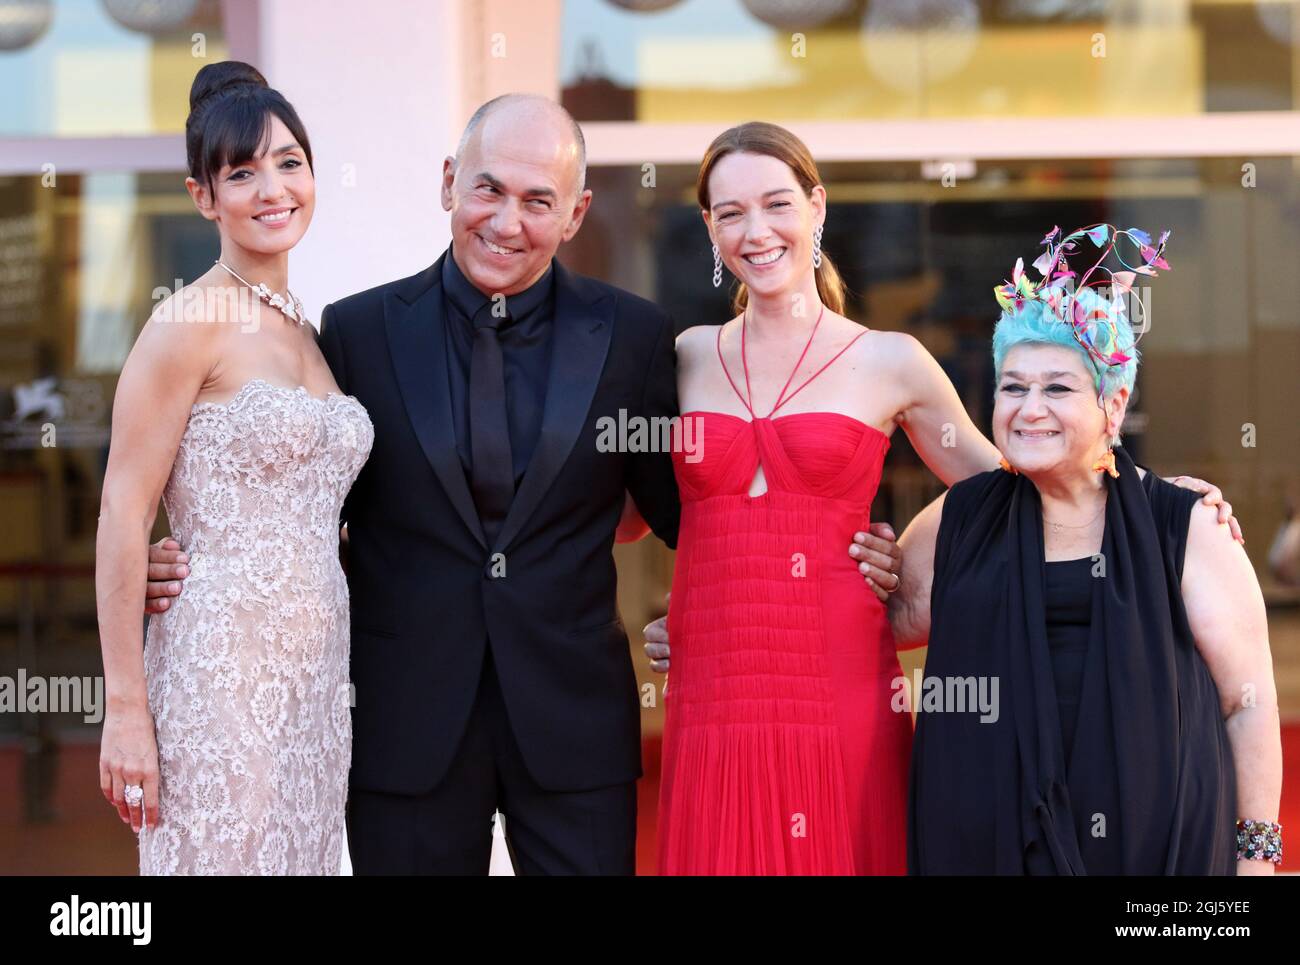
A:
442 99 592 297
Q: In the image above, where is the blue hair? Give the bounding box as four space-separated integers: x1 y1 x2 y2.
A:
992 286 1139 399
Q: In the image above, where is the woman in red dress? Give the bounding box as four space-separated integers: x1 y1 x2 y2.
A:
655 123 1005 875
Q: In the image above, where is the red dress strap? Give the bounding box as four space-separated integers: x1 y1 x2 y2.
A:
715 324 753 416
742 305 827 419
771 326 870 415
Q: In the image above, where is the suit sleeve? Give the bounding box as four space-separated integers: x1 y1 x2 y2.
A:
625 309 682 549
317 302 351 527
318 302 348 394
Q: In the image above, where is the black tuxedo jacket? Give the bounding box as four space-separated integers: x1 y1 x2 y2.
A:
318 253 680 794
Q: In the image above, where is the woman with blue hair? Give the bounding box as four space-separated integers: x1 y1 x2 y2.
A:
890 225 1281 874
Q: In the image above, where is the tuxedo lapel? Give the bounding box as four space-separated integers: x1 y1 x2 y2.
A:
384 255 487 549
493 263 614 554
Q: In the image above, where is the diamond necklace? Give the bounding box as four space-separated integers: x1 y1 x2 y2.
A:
216 260 307 326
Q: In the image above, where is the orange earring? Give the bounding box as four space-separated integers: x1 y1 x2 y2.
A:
1093 429 1119 478
998 454 1018 475
1092 449 1118 478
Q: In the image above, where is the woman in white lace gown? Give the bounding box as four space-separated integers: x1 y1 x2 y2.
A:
138 379 371 874
95 62 372 875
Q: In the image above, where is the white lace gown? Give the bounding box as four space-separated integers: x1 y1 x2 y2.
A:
139 379 373 875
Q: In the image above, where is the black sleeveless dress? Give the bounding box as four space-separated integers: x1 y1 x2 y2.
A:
1045 557 1093 759
908 447 1237 875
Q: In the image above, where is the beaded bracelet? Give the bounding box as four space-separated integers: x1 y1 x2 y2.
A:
1235 819 1282 864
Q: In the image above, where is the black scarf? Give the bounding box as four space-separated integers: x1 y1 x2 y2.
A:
908 446 1236 874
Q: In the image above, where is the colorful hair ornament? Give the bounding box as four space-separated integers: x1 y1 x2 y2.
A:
994 223 1171 375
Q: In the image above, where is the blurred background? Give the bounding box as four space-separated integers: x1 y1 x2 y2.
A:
1 0 1298 874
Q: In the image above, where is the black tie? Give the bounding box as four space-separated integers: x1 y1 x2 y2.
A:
469 303 514 545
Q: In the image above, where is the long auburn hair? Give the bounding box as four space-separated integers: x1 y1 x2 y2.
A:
696 121 847 317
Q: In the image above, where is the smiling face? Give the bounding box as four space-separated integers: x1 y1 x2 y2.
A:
185 113 314 256
993 344 1129 479
703 151 825 303
442 100 592 297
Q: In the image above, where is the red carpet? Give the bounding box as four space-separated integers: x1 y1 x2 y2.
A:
636 736 662 875
5 725 1298 875
636 722 1300 876
1282 722 1300 850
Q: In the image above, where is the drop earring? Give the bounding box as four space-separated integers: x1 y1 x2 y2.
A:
812 223 823 270
712 243 722 288
1093 433 1120 478
1092 447 1118 478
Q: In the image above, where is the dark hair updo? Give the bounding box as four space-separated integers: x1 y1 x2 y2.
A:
185 60 314 197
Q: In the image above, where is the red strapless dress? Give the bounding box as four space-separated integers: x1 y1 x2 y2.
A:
657 317 912 875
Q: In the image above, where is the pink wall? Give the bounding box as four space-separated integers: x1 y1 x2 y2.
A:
255 0 464 317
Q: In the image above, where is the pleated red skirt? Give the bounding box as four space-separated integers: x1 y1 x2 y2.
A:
658 411 912 875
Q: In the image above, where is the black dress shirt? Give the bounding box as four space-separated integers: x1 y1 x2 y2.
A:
441 244 555 488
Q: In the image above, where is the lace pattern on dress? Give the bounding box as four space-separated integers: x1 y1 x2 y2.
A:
139 379 373 875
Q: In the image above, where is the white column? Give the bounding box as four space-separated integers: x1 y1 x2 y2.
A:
255 0 464 315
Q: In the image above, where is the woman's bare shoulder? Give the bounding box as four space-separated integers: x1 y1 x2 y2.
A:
855 327 923 357
137 280 230 354
675 322 726 363
841 327 927 384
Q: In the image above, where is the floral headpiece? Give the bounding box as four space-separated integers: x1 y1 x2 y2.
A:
994 223 1171 372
